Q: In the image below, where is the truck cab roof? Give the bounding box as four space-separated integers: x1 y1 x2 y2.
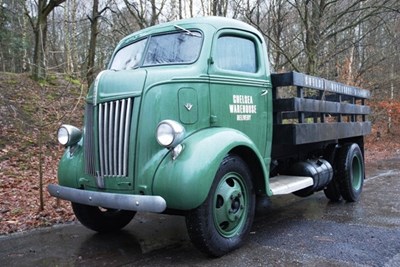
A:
116 16 263 50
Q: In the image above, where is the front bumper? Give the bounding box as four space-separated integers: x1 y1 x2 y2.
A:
48 184 166 213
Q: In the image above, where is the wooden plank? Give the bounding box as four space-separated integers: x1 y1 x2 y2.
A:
273 122 371 145
271 72 370 99
274 98 370 115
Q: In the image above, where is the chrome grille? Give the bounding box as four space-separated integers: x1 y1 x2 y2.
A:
98 98 133 177
84 98 133 178
84 104 96 176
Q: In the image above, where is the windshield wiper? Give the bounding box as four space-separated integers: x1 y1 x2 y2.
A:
174 25 201 37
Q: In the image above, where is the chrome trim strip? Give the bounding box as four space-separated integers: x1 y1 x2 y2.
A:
113 100 120 174
123 98 132 177
103 102 109 175
98 104 104 177
119 99 126 176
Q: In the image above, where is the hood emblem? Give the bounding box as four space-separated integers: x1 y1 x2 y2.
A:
184 103 193 111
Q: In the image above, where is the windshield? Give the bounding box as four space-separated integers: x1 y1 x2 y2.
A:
110 38 147 70
110 31 202 70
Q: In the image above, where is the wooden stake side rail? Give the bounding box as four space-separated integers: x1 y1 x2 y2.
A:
271 71 370 99
271 71 371 145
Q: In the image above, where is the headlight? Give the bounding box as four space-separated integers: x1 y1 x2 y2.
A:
156 120 185 148
57 124 82 147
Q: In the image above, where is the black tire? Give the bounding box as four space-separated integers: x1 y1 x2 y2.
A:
323 144 342 202
185 155 255 257
71 202 136 233
324 179 342 202
336 143 364 202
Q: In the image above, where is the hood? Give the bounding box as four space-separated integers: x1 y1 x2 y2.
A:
88 69 147 104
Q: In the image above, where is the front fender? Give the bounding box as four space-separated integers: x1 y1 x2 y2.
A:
57 145 83 188
152 127 265 210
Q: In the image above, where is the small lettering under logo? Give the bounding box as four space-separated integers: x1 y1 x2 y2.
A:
237 115 252 121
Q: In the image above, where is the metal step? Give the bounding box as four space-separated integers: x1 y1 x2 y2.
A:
269 175 314 195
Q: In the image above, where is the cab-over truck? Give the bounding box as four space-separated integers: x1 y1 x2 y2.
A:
48 17 371 257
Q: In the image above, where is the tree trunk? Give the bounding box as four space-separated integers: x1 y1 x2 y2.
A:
71 0 79 74
64 1 72 74
179 0 183 19
87 0 99 86
30 0 66 80
32 14 48 80
150 0 157 26
305 0 324 75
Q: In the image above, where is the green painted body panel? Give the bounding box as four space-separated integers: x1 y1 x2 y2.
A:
57 145 82 189
57 16 274 210
134 66 211 195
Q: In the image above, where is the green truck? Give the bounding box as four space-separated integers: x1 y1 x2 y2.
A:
48 17 371 257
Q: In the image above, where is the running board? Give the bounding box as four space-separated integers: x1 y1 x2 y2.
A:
269 175 314 195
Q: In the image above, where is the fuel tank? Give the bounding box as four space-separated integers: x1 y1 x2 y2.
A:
289 159 333 197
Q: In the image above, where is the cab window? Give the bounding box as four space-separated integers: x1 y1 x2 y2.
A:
215 36 257 73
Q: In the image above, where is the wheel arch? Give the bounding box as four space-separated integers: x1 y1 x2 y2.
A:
230 146 268 196
152 127 268 210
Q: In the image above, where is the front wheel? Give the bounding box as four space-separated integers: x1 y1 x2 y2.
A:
185 155 255 257
336 143 365 202
72 202 136 233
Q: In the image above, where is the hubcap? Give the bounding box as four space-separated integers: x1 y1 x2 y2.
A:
351 155 362 190
213 172 247 237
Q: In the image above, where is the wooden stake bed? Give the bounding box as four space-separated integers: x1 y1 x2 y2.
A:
271 72 371 145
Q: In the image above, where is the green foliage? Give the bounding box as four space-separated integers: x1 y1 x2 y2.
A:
65 75 82 86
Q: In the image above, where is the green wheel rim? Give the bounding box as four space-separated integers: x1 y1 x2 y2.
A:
212 172 248 238
351 154 362 190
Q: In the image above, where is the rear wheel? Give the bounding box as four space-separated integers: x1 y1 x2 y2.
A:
185 155 255 257
336 143 364 202
72 202 136 233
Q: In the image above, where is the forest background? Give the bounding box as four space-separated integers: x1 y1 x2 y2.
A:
0 0 400 234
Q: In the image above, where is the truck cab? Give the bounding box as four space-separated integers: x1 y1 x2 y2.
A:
49 17 370 257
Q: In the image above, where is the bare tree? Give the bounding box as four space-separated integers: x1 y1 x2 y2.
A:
25 0 66 80
244 0 399 77
123 0 167 29
87 0 100 85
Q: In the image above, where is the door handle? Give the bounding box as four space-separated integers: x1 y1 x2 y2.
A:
261 89 268 96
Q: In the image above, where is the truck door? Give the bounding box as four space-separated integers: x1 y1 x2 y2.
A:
208 30 271 155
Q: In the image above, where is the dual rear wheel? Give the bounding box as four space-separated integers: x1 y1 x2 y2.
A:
324 143 365 202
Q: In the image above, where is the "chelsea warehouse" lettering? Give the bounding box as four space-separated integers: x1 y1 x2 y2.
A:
229 95 257 121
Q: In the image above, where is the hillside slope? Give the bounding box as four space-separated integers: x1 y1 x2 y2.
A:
0 72 84 234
